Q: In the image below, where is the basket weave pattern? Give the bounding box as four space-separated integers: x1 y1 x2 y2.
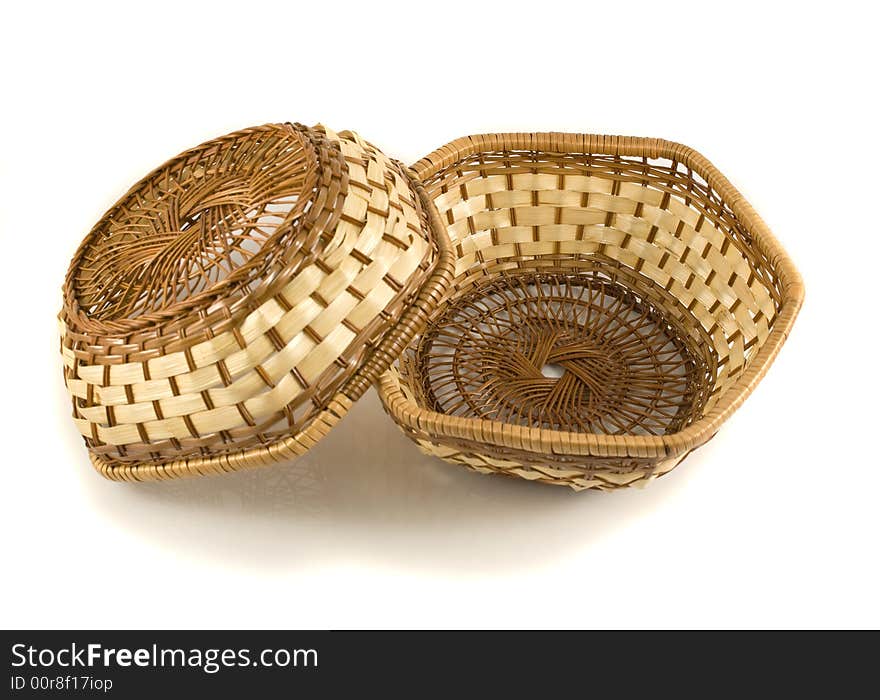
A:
61 123 452 480
413 267 717 435
379 133 803 490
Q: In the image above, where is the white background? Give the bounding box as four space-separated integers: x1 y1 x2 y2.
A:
2 1 878 629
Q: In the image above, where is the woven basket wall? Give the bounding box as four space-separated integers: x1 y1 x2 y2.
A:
378 133 803 490
60 123 453 481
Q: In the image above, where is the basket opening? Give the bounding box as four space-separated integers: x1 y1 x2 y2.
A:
540 363 565 379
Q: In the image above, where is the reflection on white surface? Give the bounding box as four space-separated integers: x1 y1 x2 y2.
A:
76 389 708 574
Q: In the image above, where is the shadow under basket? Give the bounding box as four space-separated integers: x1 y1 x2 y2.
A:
378 133 803 491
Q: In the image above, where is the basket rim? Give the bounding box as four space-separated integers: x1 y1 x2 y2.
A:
378 132 804 461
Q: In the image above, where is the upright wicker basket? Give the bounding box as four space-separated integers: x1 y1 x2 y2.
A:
378 133 803 490
60 123 453 480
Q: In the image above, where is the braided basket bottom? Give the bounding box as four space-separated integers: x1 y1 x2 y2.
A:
397 262 719 490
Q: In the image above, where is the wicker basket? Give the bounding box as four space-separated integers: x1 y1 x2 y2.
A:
60 123 453 481
378 133 803 490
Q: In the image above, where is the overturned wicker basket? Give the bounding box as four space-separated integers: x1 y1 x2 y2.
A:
60 123 453 481
378 133 803 490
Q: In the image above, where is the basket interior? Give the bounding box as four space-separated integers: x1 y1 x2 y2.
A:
399 144 787 436
410 266 716 436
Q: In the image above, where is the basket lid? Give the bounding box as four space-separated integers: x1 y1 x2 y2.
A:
60 122 453 480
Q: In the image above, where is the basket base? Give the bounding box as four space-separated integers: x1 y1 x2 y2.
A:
412 440 693 491
411 266 716 438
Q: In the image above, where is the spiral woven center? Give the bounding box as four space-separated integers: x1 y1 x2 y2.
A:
415 271 715 435
71 125 318 327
